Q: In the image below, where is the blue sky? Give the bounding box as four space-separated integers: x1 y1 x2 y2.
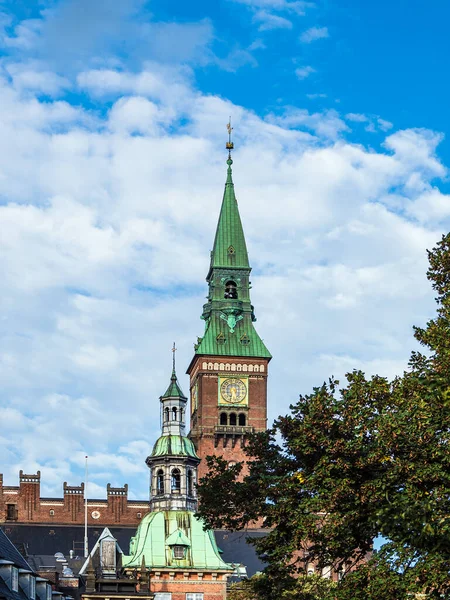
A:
0 0 450 499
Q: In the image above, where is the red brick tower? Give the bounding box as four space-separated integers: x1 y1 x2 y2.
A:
187 134 271 481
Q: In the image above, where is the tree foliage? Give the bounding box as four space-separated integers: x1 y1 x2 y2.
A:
196 234 450 599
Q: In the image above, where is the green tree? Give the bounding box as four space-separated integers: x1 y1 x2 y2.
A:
197 234 450 599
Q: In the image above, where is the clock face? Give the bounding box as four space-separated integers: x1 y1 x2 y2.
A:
220 378 247 404
91 510 101 519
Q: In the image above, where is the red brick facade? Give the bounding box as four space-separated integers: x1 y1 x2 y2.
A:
0 471 148 526
188 356 269 482
144 571 228 600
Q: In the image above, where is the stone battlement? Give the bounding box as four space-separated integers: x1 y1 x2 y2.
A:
0 471 148 527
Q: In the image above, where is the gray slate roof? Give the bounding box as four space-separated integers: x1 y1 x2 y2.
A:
0 529 32 571
2 524 267 577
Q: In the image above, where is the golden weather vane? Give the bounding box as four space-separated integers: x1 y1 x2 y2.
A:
226 117 234 155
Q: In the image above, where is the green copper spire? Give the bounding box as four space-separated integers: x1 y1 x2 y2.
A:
209 156 250 273
193 137 271 360
162 343 185 399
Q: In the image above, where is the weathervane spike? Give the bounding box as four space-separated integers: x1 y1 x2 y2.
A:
226 116 234 158
172 342 177 374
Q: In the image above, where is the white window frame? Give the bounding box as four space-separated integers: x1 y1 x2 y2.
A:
154 594 172 600
186 594 204 600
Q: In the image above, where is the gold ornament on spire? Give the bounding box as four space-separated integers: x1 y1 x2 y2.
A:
226 117 234 154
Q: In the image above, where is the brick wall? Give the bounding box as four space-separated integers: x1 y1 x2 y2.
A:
148 570 228 600
188 356 269 482
0 472 149 526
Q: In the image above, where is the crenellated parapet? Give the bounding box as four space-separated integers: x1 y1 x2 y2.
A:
0 471 147 526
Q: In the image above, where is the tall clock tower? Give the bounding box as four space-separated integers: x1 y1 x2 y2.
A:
187 139 271 481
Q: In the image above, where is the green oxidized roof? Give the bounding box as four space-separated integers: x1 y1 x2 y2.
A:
151 435 199 459
195 314 271 358
210 158 250 271
165 528 191 547
193 157 271 360
162 368 186 399
122 510 233 571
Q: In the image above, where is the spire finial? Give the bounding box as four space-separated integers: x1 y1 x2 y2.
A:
226 117 234 164
171 342 177 377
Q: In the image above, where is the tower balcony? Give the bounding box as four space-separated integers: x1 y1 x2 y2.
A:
214 425 254 435
214 424 254 448
149 492 197 512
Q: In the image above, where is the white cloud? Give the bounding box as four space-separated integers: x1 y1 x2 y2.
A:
230 0 312 15
346 112 369 122
267 107 348 139
4 60 71 95
253 10 293 30
296 65 315 79
406 188 450 224
0 45 449 499
248 38 267 51
214 47 258 71
346 113 395 134
306 93 327 99
378 118 393 131
300 26 329 43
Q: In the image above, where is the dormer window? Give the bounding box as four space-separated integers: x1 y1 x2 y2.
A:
227 245 235 255
216 332 226 345
172 545 186 559
224 281 237 299
240 334 250 346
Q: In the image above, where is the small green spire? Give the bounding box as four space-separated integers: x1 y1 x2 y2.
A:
162 343 186 399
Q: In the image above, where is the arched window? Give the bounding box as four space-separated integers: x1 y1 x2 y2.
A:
238 413 246 426
157 469 164 495
187 470 193 496
220 412 227 425
229 413 237 426
171 468 181 492
179 407 184 423
224 281 238 299
164 407 170 422
172 407 178 421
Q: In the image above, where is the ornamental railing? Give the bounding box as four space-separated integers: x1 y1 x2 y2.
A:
214 425 254 435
